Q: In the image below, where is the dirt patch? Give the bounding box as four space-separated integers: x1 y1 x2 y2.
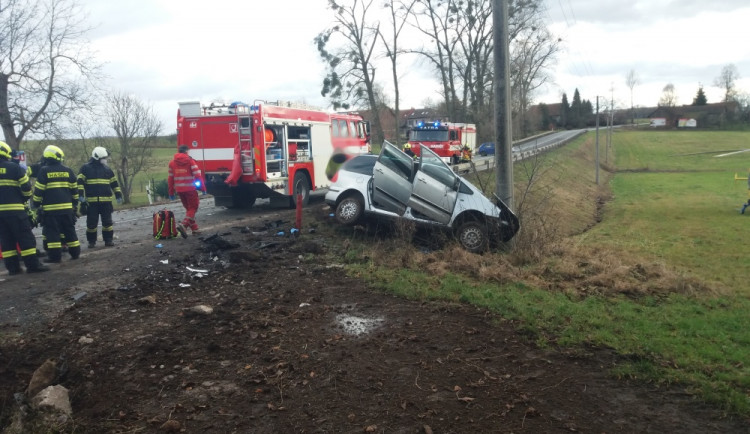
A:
1 208 747 433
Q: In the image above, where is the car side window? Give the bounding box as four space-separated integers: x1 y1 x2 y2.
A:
419 146 457 188
379 144 413 181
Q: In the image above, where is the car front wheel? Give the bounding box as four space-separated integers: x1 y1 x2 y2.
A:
456 220 489 253
335 195 364 225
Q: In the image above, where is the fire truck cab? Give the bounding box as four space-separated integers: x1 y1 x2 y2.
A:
176 100 369 209
408 121 476 165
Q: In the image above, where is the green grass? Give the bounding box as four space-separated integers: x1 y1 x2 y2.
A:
338 129 750 416
585 130 750 292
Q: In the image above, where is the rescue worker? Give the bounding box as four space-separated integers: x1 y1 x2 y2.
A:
403 142 416 159
0 141 49 275
460 145 472 162
77 146 123 248
27 154 65 253
168 145 206 236
32 145 81 263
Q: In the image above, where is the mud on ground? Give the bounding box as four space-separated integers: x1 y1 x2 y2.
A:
1 207 748 433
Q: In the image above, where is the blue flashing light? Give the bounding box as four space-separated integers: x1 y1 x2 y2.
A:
194 179 202 189
433 121 441 127
417 121 424 128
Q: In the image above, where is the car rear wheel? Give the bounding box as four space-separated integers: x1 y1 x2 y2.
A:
456 220 488 253
335 195 364 225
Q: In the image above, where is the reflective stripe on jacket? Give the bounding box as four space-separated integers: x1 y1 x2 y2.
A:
0 160 31 214
32 161 79 213
168 152 203 195
78 158 123 202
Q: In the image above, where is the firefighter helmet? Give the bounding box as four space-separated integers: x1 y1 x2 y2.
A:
43 145 64 162
92 146 109 160
0 141 11 159
403 143 411 150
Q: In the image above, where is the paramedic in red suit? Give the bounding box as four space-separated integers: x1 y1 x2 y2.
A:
168 145 206 235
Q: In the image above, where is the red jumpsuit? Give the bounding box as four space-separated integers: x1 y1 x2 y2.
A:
168 152 206 233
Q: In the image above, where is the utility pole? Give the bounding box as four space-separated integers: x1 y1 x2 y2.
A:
595 96 600 185
606 84 613 163
493 0 513 211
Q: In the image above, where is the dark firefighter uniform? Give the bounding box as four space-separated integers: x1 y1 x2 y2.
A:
77 147 122 247
27 156 66 252
0 142 48 275
32 145 81 263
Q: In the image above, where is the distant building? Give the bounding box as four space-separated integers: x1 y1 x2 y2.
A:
648 101 740 128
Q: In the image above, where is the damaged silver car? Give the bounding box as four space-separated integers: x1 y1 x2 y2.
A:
325 141 519 252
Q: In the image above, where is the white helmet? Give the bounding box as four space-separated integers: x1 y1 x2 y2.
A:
92 146 109 160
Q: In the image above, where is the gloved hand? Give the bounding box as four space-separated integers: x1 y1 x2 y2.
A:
169 195 176 201
116 197 123 205
201 190 207 196
35 208 44 226
79 196 86 203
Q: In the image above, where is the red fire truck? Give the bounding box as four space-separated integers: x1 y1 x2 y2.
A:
176 100 370 208
407 121 476 164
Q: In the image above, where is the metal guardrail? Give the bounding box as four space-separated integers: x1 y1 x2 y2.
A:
452 130 586 175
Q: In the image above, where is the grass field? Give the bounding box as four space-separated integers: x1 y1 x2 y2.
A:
335 129 750 416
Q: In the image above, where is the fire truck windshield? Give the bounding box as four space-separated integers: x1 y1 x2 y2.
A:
411 130 449 142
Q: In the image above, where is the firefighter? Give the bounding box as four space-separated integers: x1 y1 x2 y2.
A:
32 145 81 263
0 141 49 275
168 145 206 236
460 145 472 162
27 154 66 253
403 142 416 159
78 146 123 248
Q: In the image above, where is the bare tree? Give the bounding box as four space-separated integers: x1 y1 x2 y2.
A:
511 28 560 137
409 0 463 120
659 83 677 107
0 0 99 150
714 64 740 103
106 93 163 204
316 0 385 143
378 1 417 142
625 69 639 124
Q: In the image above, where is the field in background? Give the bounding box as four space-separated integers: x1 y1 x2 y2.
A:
584 130 750 293
331 129 750 416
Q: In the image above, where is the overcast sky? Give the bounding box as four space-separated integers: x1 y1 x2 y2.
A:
84 0 750 133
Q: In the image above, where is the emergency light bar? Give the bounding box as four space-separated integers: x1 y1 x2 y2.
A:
415 121 443 129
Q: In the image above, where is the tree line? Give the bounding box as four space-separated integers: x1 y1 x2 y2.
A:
315 0 561 142
0 0 163 204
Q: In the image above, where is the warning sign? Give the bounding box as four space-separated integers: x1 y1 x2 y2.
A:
229 123 238 133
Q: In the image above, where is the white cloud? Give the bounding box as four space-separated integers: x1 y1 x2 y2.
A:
540 2 750 108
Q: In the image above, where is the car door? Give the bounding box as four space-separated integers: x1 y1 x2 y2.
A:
408 145 459 225
371 141 415 215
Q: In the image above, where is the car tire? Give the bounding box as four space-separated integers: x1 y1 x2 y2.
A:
335 195 364 226
290 172 310 208
456 220 489 253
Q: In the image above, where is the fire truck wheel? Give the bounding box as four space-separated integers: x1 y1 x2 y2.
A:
335 195 363 226
291 172 310 208
456 220 488 253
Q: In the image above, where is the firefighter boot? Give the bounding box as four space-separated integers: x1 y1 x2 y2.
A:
87 229 97 248
23 255 50 273
4 256 22 276
44 249 62 264
68 245 81 260
103 233 115 247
